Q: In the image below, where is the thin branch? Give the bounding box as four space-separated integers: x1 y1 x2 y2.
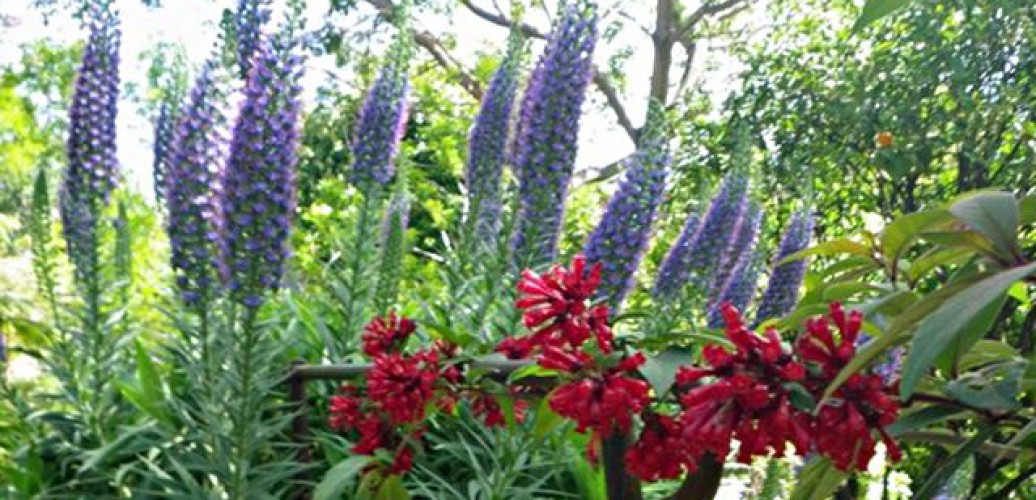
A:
898 431 1033 461
460 0 638 142
671 40 697 104
677 0 747 42
364 0 484 100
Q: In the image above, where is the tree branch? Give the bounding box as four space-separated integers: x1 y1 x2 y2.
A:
677 0 747 41
364 0 484 100
460 0 638 142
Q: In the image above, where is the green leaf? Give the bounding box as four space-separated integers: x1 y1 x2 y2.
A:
374 474 409 500
532 397 563 440
779 238 873 266
507 364 559 384
918 231 998 260
933 291 1008 374
997 418 1036 464
949 192 1021 260
901 262 1036 398
314 456 372 500
957 340 1020 372
913 426 995 500
1020 195 1036 225
823 274 985 400
821 282 886 302
906 247 973 283
134 341 162 402
887 405 965 438
881 209 952 267
789 458 849 500
943 361 1024 412
639 348 691 396
852 0 915 32
785 383 816 412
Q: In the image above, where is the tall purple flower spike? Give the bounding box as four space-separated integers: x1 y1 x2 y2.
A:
652 174 748 299
511 2 598 266
755 209 815 323
707 251 763 328
165 61 225 306
349 35 411 190
59 3 121 286
219 34 304 308
584 100 669 311
234 0 271 79
708 201 762 298
152 98 178 204
465 30 522 240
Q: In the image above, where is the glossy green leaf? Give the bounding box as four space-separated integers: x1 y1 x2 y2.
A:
823 274 986 400
933 291 1008 374
881 209 952 265
852 0 915 32
374 474 409 500
887 405 965 437
789 458 849 500
507 364 559 384
957 340 1020 372
919 231 998 259
314 456 371 500
944 361 1024 412
779 238 873 266
639 348 691 396
913 426 994 500
902 262 1036 398
949 192 1021 259
1020 195 1036 225
906 247 973 283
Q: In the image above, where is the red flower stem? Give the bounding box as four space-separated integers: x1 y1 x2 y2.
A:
602 431 643 500
666 452 723 500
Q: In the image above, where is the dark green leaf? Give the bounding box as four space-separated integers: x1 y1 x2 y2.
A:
913 426 995 500
314 456 371 500
639 348 691 396
852 0 915 33
944 361 1024 412
789 458 849 500
902 262 1036 398
934 291 1008 374
949 192 1021 259
881 209 952 267
779 238 873 266
887 405 965 437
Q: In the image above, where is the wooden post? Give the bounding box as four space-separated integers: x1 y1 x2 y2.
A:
288 359 312 498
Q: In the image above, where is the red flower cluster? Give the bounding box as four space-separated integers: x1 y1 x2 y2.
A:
361 310 416 356
797 303 902 471
675 304 811 464
496 255 650 458
471 391 529 428
504 255 614 355
624 413 694 481
328 313 454 476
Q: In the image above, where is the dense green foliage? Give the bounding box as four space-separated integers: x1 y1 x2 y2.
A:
1 0 1034 499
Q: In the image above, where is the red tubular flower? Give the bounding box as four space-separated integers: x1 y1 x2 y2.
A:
328 385 362 432
516 254 607 348
361 311 417 357
366 351 440 424
626 413 696 481
548 355 650 437
678 304 811 463
795 302 901 471
495 335 536 359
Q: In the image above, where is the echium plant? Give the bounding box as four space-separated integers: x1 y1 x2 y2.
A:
151 97 178 205
653 173 748 299
165 60 225 309
232 0 271 79
219 35 303 309
755 207 814 324
465 28 523 242
59 1 121 293
584 100 670 311
511 1 597 266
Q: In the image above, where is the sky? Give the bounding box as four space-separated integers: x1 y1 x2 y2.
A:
1 0 761 199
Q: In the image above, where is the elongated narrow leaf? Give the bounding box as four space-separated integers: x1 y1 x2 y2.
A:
789 458 849 500
314 456 372 500
823 274 986 400
902 262 1036 398
881 209 952 267
779 238 873 266
887 405 965 437
949 192 1021 260
852 0 915 32
934 291 1008 374
913 426 994 500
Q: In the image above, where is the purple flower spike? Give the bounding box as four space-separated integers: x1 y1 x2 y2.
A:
219 34 304 307
349 37 411 190
707 251 763 328
755 209 815 323
59 3 121 286
152 98 179 204
165 61 225 307
234 0 271 79
652 174 748 299
511 3 598 265
584 100 669 311
708 201 762 298
466 31 522 239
